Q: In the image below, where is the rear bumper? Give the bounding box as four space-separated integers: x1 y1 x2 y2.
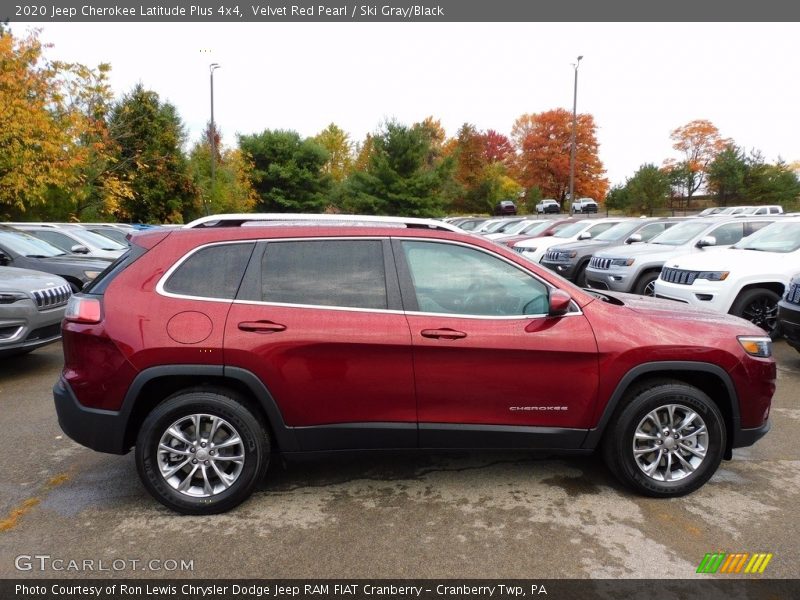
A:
53 376 130 454
732 419 771 449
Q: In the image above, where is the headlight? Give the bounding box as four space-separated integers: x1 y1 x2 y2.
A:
568 251 578 258
738 336 772 358
83 270 101 280
697 271 729 281
610 258 635 267
0 292 27 304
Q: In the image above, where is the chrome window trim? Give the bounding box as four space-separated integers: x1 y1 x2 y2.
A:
155 236 583 319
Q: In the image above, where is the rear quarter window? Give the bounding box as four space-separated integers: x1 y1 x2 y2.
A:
163 243 255 299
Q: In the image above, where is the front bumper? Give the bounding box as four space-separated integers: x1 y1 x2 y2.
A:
0 302 65 356
778 300 800 350
653 279 732 311
541 259 578 280
585 266 635 292
53 376 130 454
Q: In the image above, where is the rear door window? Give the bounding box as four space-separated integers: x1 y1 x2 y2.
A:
258 240 388 310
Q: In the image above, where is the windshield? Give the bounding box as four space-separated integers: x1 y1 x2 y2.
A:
648 221 709 245
68 228 126 250
554 221 591 238
0 230 66 257
519 221 554 236
594 221 641 241
91 228 130 246
499 220 535 235
734 221 800 253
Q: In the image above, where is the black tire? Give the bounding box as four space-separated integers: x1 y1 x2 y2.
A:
602 380 726 497
729 288 781 339
634 271 659 296
135 390 270 514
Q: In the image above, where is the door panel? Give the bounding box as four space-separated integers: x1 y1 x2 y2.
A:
224 239 416 446
395 239 600 446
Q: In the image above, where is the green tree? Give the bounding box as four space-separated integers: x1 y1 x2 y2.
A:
744 156 800 206
707 144 747 206
604 184 630 212
624 164 670 215
238 129 330 213
188 123 257 215
339 121 453 217
108 84 197 222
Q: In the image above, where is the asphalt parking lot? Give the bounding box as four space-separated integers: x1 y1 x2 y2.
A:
0 341 798 579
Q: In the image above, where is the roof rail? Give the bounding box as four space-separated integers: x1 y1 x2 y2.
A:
183 213 464 233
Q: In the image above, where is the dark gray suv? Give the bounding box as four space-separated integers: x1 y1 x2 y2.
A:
541 218 681 286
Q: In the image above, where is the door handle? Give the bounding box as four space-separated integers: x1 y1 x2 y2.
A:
420 328 467 340
238 320 286 333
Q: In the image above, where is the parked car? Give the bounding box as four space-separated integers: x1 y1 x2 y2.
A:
571 198 599 213
484 218 538 240
498 218 578 247
494 200 517 215
513 218 625 263
586 217 776 296
653 218 800 338
456 218 489 232
9 223 126 260
778 273 800 353
697 207 724 217
535 199 560 214
0 226 112 291
739 205 784 216
0 266 71 357
80 225 132 247
54 213 775 513
541 218 681 286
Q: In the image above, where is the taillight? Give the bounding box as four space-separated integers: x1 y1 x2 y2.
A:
65 295 102 324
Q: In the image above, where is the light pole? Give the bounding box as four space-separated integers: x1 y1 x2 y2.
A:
208 63 221 216
569 55 583 213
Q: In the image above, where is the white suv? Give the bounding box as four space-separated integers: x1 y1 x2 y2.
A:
653 217 800 337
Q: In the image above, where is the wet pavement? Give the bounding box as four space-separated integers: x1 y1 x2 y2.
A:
1 342 798 579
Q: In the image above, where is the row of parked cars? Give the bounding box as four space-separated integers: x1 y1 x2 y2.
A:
451 212 800 347
0 222 141 357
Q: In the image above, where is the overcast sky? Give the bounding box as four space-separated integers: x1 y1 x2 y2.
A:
19 22 800 186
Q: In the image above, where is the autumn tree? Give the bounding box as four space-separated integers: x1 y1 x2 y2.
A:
664 119 728 207
239 129 330 213
108 84 198 223
0 29 77 217
511 108 608 209
339 121 453 217
314 123 354 183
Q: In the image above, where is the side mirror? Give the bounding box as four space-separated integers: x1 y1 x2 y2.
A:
625 233 643 244
696 236 717 248
548 289 572 317
578 232 592 240
70 244 90 254
0 250 10 266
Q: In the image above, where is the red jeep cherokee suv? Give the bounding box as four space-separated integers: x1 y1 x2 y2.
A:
54 214 775 514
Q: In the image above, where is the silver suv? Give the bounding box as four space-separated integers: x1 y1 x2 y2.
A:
585 217 776 296
0 267 71 357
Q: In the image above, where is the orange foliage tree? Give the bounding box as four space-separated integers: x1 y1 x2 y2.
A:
510 108 608 209
663 119 729 207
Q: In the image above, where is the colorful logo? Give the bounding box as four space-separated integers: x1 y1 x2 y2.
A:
697 552 773 574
